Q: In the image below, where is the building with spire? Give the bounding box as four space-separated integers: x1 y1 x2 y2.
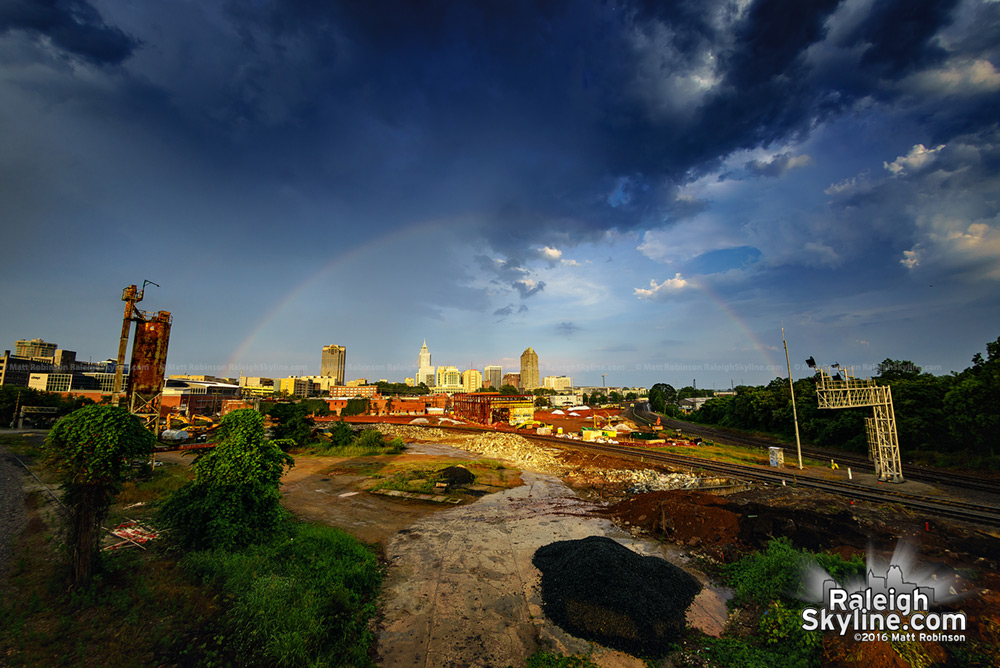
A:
520 347 539 391
416 340 436 387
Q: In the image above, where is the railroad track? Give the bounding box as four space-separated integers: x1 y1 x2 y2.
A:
629 407 1000 495
396 421 1000 527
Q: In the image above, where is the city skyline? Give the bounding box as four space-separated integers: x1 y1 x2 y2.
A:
1 2 998 388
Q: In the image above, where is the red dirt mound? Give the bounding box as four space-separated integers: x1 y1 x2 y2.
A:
601 490 742 556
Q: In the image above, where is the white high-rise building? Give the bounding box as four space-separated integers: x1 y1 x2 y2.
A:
416 340 436 387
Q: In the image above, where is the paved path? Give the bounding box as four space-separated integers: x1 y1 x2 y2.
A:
377 468 729 668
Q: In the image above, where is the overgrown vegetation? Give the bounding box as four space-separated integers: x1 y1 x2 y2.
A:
263 401 321 449
672 538 865 668
318 423 405 456
181 523 381 668
3 406 385 667
683 336 1000 468
43 405 155 587
158 408 295 550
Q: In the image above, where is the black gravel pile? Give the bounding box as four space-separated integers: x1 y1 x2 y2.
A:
532 536 701 656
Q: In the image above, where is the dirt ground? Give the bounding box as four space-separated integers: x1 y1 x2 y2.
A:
158 429 1000 667
156 442 523 547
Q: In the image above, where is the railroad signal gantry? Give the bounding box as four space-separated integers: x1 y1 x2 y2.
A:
813 365 904 483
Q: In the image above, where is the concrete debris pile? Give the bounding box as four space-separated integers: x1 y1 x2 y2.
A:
373 425 452 441
567 468 702 492
372 425 567 474
461 432 566 475
532 536 701 656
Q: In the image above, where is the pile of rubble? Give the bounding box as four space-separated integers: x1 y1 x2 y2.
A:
568 468 703 492
462 432 566 475
372 424 567 474
373 425 452 442
372 425 722 491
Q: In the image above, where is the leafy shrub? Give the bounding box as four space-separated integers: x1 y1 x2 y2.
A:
695 637 809 668
325 420 354 448
159 409 294 550
725 537 863 606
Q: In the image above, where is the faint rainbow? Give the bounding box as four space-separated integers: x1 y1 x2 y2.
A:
687 276 781 372
224 219 448 372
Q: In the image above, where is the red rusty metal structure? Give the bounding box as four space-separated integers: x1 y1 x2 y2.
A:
112 282 171 435
128 310 172 434
452 392 535 425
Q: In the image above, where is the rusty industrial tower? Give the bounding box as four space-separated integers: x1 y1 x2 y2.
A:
112 281 171 435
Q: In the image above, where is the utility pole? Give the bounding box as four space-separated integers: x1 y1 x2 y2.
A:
782 326 803 469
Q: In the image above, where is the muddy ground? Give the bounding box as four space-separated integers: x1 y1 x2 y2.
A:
114 430 1000 666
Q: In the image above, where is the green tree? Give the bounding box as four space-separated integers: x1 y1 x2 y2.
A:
534 396 550 408
876 358 922 381
498 384 519 395
647 383 677 413
325 420 354 448
160 409 294 550
944 336 1000 457
1 385 95 427
266 402 315 449
341 397 370 416
299 398 330 417
43 405 154 587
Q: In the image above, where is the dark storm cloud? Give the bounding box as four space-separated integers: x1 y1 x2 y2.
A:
845 0 960 77
0 0 137 64
3 0 988 265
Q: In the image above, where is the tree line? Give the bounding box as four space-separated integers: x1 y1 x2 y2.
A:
676 336 999 467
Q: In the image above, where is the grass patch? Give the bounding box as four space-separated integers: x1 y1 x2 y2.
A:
181 522 381 668
365 459 513 495
649 441 827 469
116 463 194 507
0 431 46 458
0 526 220 668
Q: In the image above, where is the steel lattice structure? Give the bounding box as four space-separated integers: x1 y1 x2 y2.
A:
815 366 904 483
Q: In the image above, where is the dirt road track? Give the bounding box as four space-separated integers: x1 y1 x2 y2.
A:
0 445 28 579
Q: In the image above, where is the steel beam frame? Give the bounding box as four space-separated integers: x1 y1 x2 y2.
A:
816 367 904 483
